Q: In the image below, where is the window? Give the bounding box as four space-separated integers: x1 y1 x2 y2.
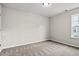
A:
71 14 79 38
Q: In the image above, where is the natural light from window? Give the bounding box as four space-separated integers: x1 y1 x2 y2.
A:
71 14 79 38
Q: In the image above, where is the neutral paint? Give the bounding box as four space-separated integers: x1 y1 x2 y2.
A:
1 7 49 49
0 4 2 51
1 3 79 51
50 7 79 47
3 3 79 17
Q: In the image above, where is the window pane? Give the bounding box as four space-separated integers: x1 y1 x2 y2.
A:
71 15 79 38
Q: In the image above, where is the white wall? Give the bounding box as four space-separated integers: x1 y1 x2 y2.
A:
0 5 2 50
1 7 49 49
50 8 79 47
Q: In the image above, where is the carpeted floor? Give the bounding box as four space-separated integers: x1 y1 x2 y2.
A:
0 40 79 56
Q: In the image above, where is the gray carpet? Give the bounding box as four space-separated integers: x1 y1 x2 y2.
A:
1 40 79 56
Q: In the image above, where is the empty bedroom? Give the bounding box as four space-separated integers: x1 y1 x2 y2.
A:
0 3 79 56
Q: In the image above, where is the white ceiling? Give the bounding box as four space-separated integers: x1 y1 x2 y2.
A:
2 3 79 17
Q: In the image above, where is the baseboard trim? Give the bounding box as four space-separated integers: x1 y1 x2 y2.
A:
1 39 47 50
49 40 79 49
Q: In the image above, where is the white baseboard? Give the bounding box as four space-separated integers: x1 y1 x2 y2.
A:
50 38 79 48
1 39 47 50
